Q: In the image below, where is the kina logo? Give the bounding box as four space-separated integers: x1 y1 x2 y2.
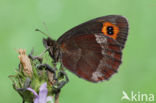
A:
121 91 155 102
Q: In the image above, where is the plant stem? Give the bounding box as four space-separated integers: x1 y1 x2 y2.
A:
55 91 60 103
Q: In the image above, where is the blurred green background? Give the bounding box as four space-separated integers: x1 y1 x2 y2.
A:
0 0 156 103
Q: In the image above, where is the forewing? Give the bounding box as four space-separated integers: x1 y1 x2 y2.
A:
57 15 129 48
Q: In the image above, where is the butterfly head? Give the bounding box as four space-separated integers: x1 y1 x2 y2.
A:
43 37 60 63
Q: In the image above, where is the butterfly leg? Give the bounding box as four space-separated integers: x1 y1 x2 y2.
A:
28 48 49 63
57 70 69 89
56 64 69 89
36 64 57 80
28 48 43 63
53 70 69 89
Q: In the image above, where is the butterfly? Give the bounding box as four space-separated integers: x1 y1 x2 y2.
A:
42 15 129 83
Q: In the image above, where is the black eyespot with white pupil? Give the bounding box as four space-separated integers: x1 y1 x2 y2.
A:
107 26 114 35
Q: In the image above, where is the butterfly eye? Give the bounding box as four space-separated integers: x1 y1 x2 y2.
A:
101 22 119 39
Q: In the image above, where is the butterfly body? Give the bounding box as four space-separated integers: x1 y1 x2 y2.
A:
43 15 129 82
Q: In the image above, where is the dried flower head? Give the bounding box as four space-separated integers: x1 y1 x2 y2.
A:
18 49 33 77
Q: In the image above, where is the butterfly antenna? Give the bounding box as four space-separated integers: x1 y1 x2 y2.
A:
43 22 50 34
35 29 51 39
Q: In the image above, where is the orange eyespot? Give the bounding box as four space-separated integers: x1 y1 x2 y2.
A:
101 22 119 39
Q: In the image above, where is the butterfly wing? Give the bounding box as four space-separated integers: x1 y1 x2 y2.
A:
57 15 129 82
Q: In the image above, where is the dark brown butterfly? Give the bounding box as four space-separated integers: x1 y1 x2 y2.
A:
43 15 129 83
